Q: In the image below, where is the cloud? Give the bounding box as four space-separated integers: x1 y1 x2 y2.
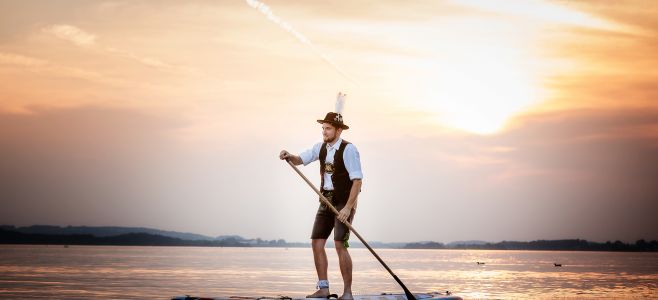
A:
0 104 295 239
42 24 96 47
0 51 125 87
402 107 658 241
438 107 658 183
428 104 658 232
2 1 656 243
40 24 185 73
448 0 645 35
104 47 174 70
0 52 48 67
245 0 357 84
1 103 657 242
0 105 193 229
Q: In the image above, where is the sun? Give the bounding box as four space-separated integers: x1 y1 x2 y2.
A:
414 42 545 135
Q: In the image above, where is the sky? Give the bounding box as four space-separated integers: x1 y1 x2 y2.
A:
1 0 657 243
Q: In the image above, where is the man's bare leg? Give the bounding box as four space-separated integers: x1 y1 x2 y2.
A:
334 240 353 300
307 239 330 298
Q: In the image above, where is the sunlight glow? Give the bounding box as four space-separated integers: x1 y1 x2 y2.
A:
450 0 640 34
405 0 640 135
418 38 544 135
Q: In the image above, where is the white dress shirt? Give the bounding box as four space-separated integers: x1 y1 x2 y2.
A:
299 138 363 191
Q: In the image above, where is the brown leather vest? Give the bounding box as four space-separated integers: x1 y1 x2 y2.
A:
319 140 353 206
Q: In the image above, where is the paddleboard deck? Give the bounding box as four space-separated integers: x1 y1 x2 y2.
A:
172 292 462 300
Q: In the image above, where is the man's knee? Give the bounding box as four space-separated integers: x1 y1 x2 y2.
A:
334 240 348 251
312 239 327 250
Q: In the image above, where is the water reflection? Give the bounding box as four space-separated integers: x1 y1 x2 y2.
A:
0 246 656 299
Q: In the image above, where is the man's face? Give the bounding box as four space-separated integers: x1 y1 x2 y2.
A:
322 123 341 143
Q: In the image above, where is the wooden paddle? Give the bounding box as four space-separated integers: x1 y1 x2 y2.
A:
285 159 417 300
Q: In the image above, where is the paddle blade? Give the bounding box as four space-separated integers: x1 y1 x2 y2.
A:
393 274 416 300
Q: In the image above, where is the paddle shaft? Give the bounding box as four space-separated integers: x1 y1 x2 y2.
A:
286 160 416 300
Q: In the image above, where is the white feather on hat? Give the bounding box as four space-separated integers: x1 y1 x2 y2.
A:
335 92 346 114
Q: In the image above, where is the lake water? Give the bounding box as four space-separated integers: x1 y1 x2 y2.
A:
0 245 656 299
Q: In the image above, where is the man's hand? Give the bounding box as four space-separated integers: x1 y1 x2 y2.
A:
280 150 303 165
279 150 291 160
337 206 353 223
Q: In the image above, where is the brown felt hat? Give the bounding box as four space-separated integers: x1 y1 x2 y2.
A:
317 112 349 130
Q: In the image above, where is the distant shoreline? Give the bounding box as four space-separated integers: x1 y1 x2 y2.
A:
1 226 656 252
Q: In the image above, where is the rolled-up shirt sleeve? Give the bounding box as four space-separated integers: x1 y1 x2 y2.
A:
299 142 322 166
343 144 363 180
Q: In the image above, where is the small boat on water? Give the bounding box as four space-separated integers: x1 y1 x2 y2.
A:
172 292 462 300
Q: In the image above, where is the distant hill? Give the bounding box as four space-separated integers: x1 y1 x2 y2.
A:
1 225 656 251
0 225 216 241
446 239 658 252
404 241 446 249
347 241 407 249
447 240 489 247
0 229 234 247
215 235 247 241
0 228 285 247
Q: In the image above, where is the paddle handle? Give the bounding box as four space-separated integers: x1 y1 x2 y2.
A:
285 160 417 300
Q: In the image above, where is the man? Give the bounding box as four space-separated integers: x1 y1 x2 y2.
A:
279 93 363 300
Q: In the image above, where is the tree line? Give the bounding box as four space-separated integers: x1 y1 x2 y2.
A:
2 228 656 251
404 239 658 251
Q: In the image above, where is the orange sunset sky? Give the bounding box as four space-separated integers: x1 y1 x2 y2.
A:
1 0 657 243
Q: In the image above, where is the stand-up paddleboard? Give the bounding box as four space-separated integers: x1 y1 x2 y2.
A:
172 292 463 300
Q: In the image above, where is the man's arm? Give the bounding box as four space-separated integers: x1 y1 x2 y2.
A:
280 143 320 166
337 143 363 223
279 150 303 165
337 179 362 223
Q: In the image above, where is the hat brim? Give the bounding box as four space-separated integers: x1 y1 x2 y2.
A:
317 120 349 130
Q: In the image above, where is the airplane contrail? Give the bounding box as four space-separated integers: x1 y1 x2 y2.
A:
245 0 358 85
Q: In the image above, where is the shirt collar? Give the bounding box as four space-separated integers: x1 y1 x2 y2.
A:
326 138 342 150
